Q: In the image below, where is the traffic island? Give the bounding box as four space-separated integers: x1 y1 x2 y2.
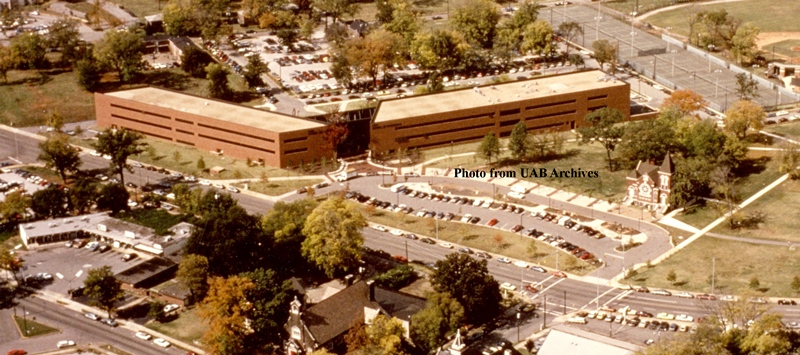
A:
13 315 59 338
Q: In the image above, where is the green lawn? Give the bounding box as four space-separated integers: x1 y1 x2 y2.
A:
0 69 96 127
358 204 596 275
672 201 723 231
764 120 800 142
14 315 59 337
645 0 800 37
710 179 800 243
233 179 324 196
626 236 800 297
146 308 207 344
768 39 800 59
427 140 629 201
112 0 164 18
115 209 194 235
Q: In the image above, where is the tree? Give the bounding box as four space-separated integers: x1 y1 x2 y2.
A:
662 89 708 117
84 266 125 318
206 63 231 99
163 0 201 36
724 100 764 139
31 187 69 219
184 191 263 276
95 29 144 82
450 0 500 49
666 269 677 283
239 268 297 348
618 110 679 168
521 20 554 56
177 254 209 303
558 21 583 56
197 157 207 171
301 196 366 277
364 314 408 355
669 156 712 208
0 245 24 283
75 58 101 91
243 54 268 88
383 0 418 44
314 0 360 24
373 265 417 290
260 199 317 274
0 191 30 222
432 253 501 324
0 45 16 83
508 120 530 161
181 45 213 78
148 300 167 321
734 72 759 101
577 108 625 171
478 132 500 165
199 276 255 355
509 0 539 31
94 127 147 186
592 39 617 71
11 32 48 70
322 108 350 153
749 276 760 290
493 26 521 65
567 53 584 68
96 183 130 214
730 23 759 65
47 19 83 66
410 30 468 72
740 313 793 355
792 276 800 293
69 178 97 214
38 135 81 183
410 292 465 353
343 29 405 86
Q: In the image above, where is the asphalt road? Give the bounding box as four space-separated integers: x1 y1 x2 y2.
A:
1 296 186 355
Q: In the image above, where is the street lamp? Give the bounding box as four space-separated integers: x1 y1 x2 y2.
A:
516 312 521 342
630 30 637 57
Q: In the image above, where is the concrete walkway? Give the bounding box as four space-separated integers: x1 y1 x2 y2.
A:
706 232 796 246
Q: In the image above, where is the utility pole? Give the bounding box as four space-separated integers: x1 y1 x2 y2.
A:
563 290 567 314
405 240 408 261
543 295 547 328
711 257 715 295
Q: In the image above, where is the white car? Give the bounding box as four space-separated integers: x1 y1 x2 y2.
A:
163 304 180 313
212 183 224 189
153 338 171 348
389 229 404 236
460 214 472 223
135 331 152 340
500 282 517 291
497 257 511 264
513 260 528 268
199 180 211 186
675 314 694 322
675 292 694 299
472 199 483 206
226 186 240 193
371 225 387 232
439 242 453 249
57 340 75 348
656 312 675 320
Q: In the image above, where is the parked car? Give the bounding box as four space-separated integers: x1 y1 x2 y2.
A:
122 253 137 261
420 238 436 244
56 340 75 348
153 338 171 348
135 331 152 340
497 257 511 264
84 312 100 321
100 318 118 327
164 304 180 313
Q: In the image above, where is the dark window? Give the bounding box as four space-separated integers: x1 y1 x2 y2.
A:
588 94 608 101
144 111 170 119
525 99 577 111
500 108 521 116
111 114 172 131
175 118 193 124
176 140 195 146
198 134 275 154
176 129 193 135
401 123 495 141
499 119 523 127
285 148 308 154
588 105 607 111
524 110 578 121
284 137 308 144
395 112 492 131
197 123 275 143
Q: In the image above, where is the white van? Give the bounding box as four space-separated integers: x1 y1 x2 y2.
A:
390 184 406 193
567 317 587 324
511 185 527 194
557 216 572 226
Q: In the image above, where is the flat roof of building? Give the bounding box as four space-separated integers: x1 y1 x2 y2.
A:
105 87 325 133
538 326 639 355
373 70 626 123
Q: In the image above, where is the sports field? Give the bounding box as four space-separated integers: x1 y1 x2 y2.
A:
644 0 800 37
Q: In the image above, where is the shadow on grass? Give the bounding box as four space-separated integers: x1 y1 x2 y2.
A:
495 149 582 169
733 156 770 178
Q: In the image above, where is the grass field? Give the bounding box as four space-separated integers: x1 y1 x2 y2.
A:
233 178 324 196
602 0 676 15
764 120 800 141
14 315 59 337
645 0 800 37
427 140 630 201
627 236 800 297
768 39 800 59
710 179 800 243
146 308 207 344
112 0 163 18
357 203 596 275
0 70 96 127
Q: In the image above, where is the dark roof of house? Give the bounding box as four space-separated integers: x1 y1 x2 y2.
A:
304 281 378 345
374 288 426 321
302 280 425 346
660 153 674 174
115 257 177 287
169 37 196 52
628 153 674 181
349 19 369 34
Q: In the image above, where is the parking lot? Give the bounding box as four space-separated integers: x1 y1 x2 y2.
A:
0 171 47 203
19 242 150 295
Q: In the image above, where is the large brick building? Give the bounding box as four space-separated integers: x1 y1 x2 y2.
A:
95 87 330 168
369 70 631 154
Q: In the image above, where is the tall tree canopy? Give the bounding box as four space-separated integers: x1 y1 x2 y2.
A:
84 266 125 318
260 199 317 275
95 29 144 82
432 253 501 324
410 292 465 353
38 135 81 183
93 127 147 186
411 30 469 72
177 254 210 303
723 100 764 139
199 276 255 355
449 0 501 49
662 89 707 117
301 196 366 277
478 132 501 165
577 107 625 171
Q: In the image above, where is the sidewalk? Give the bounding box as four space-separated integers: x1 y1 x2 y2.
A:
32 288 205 354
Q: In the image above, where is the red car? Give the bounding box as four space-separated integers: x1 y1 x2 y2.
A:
7 350 28 355
392 255 408 263
552 271 567 278
487 218 499 227
524 284 539 293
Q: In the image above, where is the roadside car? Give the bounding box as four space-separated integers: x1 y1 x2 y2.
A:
135 331 152 340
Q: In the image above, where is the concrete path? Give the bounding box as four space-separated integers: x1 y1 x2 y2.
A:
760 130 800 145
706 232 796 246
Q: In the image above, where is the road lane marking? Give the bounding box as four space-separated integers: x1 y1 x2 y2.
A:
530 278 565 299
583 287 621 309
